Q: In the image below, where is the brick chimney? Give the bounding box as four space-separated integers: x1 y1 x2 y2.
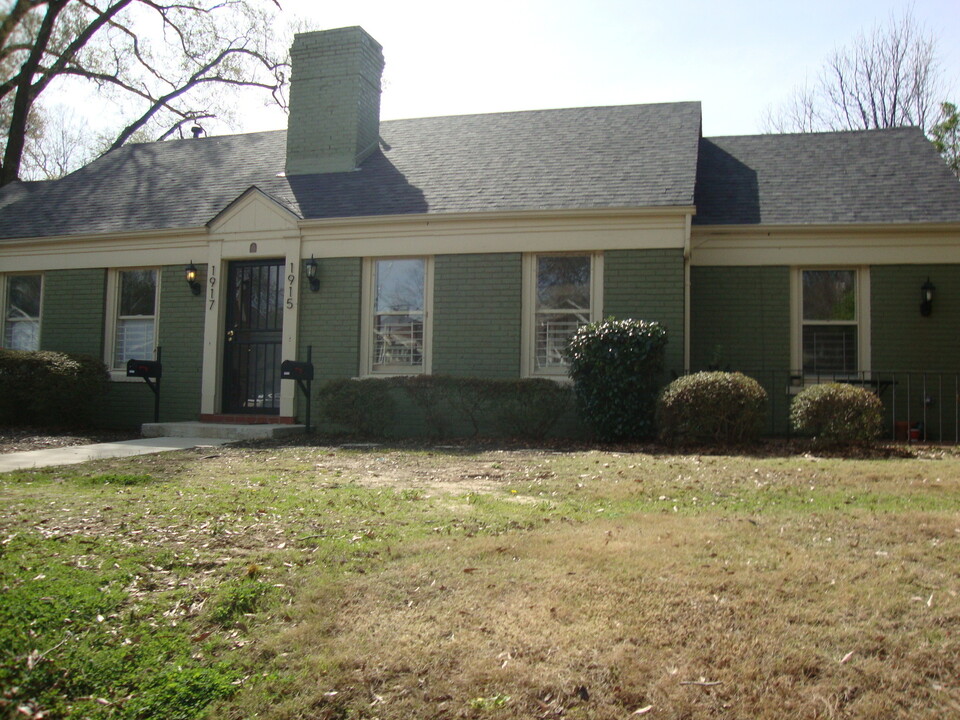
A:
285 27 385 176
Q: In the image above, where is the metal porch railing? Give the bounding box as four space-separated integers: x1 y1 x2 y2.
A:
688 369 960 443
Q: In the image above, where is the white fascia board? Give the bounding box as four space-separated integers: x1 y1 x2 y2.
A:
300 207 695 258
0 227 210 271
690 222 960 266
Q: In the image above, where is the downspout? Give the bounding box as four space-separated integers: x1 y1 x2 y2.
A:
683 213 692 373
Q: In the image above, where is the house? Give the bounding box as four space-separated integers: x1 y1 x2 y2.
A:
2 26 959 438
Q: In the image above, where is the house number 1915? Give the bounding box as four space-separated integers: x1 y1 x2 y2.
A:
286 263 296 309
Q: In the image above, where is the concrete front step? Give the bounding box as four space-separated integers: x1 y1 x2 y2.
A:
141 421 306 441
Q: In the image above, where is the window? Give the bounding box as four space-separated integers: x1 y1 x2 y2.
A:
523 253 602 376
798 268 869 376
2 274 42 350
108 268 159 370
362 258 432 375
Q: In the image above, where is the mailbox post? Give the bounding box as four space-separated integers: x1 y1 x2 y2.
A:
280 345 314 432
126 347 162 423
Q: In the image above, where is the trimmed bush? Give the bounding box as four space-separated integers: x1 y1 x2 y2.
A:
493 378 573 440
0 349 108 427
316 378 395 437
388 375 454 438
388 375 573 439
657 371 768 445
315 375 575 440
565 318 667 442
790 383 883 445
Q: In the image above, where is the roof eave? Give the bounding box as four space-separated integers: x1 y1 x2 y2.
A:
297 204 698 230
691 220 960 236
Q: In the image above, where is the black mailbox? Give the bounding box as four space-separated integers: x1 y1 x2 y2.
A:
126 359 162 379
280 360 314 381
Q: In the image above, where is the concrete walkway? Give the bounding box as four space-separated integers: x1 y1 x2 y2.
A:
0 437 228 473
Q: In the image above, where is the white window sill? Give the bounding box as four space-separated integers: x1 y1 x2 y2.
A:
787 374 872 394
109 371 150 383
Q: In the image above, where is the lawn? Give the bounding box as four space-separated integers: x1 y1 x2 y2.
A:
1 440 958 719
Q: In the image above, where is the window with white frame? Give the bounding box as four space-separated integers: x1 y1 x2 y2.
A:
799 268 866 376
364 258 431 374
2 274 42 351
524 253 602 375
109 269 159 369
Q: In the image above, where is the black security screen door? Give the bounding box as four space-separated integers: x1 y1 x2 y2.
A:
222 260 284 414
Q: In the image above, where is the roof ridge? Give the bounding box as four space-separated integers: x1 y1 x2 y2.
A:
381 100 702 124
704 126 923 142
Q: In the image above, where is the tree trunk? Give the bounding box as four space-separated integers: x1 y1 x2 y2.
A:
1 0 68 187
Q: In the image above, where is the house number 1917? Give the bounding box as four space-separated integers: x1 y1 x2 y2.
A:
208 266 217 311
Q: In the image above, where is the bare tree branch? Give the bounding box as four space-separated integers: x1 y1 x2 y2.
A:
765 9 945 136
1 0 289 184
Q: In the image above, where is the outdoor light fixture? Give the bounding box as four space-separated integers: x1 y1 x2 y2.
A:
185 261 201 295
920 277 935 317
305 255 320 292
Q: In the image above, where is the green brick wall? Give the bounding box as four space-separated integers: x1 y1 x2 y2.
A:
101 265 207 428
296 257 361 425
871 265 960 373
871 264 960 441
298 256 362 381
690 266 791 371
156 264 206 421
38 265 206 429
690 266 792 433
40 268 106 356
603 248 686 376
433 253 522 377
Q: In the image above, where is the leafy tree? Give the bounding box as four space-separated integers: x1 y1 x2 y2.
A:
0 0 288 185
764 10 945 136
931 101 959 179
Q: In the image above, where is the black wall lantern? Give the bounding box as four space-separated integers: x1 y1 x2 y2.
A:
185 261 201 295
920 277 935 317
305 255 320 292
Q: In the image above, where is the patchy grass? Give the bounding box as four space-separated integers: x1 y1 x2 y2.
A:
0 443 958 719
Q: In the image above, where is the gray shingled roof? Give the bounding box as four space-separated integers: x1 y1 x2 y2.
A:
0 102 702 240
694 127 960 225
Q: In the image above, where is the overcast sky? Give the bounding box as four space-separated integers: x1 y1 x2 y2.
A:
239 0 960 138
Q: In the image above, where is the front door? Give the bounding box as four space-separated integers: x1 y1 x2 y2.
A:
222 259 284 414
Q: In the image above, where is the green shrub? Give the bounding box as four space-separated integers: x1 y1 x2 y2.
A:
494 378 573 440
790 383 883 444
445 376 501 436
317 378 395 437
316 375 575 439
388 374 454 438
0 349 108 427
657 371 768 445
565 318 667 441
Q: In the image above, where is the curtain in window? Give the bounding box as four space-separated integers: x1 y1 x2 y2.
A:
114 269 157 366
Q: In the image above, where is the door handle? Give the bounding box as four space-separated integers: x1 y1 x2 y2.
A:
226 329 235 342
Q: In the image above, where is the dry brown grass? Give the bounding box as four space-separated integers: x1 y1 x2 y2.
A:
243 510 960 719
2 443 959 719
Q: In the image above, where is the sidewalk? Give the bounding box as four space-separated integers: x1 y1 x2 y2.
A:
0 437 228 473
